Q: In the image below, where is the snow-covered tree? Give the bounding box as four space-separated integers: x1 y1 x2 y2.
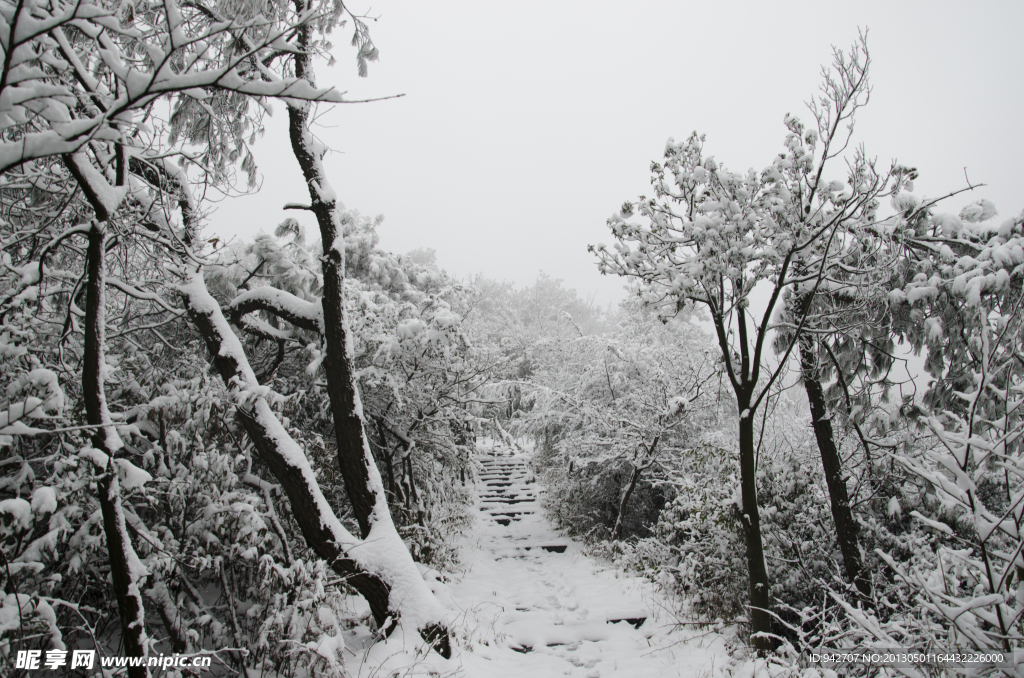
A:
865 202 1024 652
1 0 455 668
593 34 904 651
209 214 482 567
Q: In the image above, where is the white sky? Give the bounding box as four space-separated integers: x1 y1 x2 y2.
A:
211 0 1024 307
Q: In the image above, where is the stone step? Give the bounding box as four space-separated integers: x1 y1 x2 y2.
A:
475 455 538 529
500 544 567 554
607 617 647 629
508 618 648 654
479 492 534 499
538 544 566 553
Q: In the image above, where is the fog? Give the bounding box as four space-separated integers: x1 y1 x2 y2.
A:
212 0 1024 306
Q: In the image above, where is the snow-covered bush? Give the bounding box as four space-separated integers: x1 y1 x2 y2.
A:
504 301 720 542
1 158 471 676
638 440 747 620
541 455 673 542
0 332 356 673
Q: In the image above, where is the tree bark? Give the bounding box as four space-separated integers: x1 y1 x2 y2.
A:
83 222 150 678
738 407 773 654
282 3 450 654
287 26 379 541
375 418 403 507
184 283 391 622
233 405 393 621
799 336 871 600
611 465 640 541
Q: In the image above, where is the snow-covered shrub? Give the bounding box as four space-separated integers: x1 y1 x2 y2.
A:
0 210 476 672
601 399 915 648
502 296 720 542
641 441 747 620
540 454 672 541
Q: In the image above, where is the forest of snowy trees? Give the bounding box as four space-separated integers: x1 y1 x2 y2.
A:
1 1 1022 676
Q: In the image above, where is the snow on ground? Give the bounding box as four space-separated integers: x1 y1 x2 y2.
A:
354 440 729 677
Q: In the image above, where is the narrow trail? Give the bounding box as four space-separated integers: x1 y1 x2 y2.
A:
357 439 727 677
440 441 727 677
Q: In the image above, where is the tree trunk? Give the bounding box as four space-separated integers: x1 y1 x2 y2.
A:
375 419 403 507
799 336 871 600
738 408 773 654
233 405 393 621
611 436 659 540
83 223 150 678
611 465 640 541
287 45 379 541
283 6 450 654
181 274 449 656
405 455 426 528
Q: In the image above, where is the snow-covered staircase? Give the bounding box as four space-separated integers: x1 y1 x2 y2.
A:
469 441 657 657
356 439 727 676
358 439 726 676
475 447 567 548
478 455 537 526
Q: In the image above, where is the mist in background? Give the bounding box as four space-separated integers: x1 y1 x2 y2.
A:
210 0 1024 307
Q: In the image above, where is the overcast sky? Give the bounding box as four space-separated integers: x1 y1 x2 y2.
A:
211 0 1024 307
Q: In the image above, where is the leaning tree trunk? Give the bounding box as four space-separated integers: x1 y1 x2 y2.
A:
611 465 641 541
798 335 871 600
737 402 773 655
180 273 450 656
83 221 150 678
287 10 379 542
284 5 450 655
611 435 660 540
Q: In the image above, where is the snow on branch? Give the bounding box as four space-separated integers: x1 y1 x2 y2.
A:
178 270 450 641
0 0 348 174
228 286 322 335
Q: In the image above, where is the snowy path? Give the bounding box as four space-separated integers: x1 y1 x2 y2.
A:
359 443 727 677
356 442 727 677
